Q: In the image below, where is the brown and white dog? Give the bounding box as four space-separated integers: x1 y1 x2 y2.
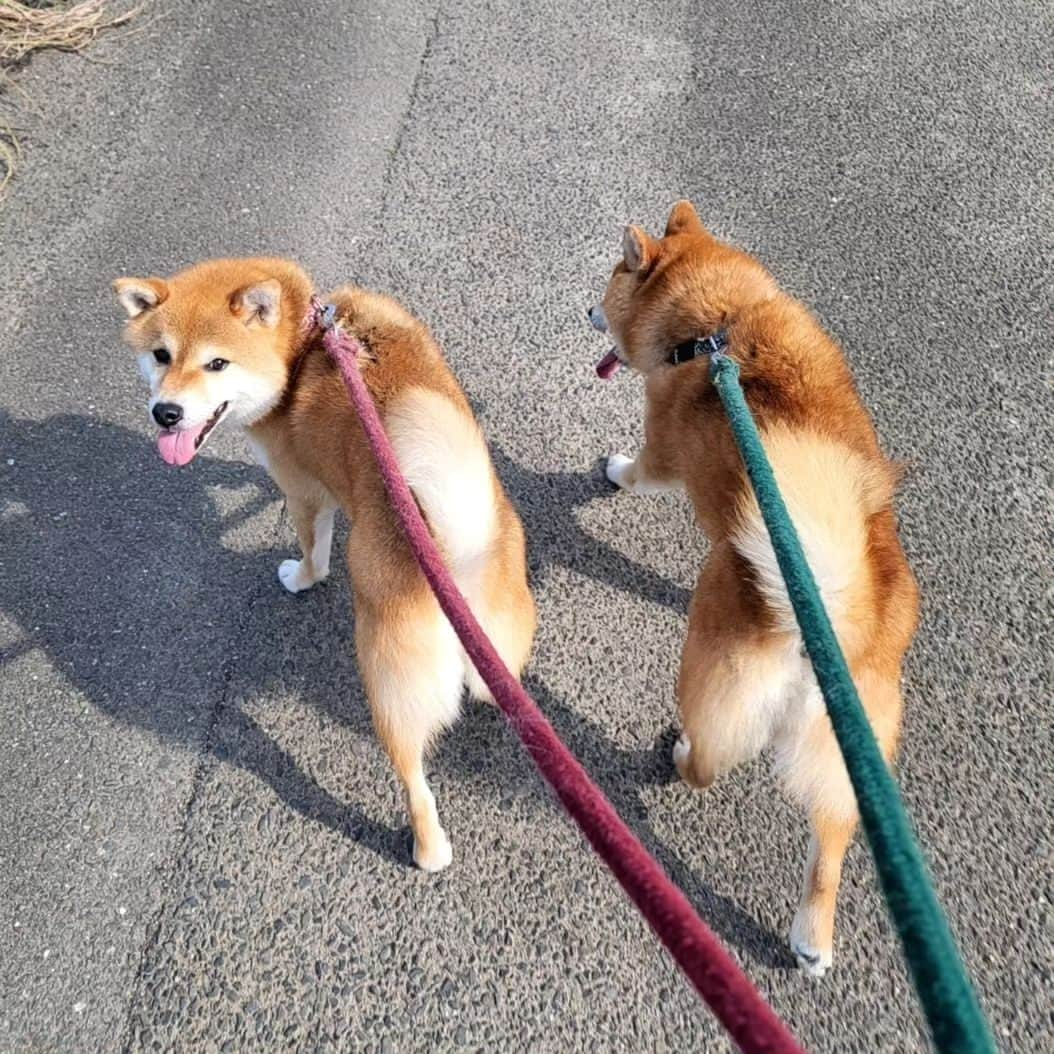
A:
590 202 919 975
114 258 536 871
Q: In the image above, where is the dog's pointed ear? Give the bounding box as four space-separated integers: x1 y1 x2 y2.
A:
622 225 658 275
230 279 282 328
113 277 168 318
665 199 705 236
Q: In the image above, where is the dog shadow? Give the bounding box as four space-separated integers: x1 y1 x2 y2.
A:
0 408 789 967
0 407 407 866
489 444 693 614
433 677 794 970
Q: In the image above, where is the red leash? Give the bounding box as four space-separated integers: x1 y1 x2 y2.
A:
312 301 806 1054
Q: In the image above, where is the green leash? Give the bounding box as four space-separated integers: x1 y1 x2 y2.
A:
709 352 995 1054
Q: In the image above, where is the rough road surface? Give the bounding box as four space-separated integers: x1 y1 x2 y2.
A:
0 1 1050 1052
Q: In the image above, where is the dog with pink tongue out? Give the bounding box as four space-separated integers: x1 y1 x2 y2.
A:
114 256 537 873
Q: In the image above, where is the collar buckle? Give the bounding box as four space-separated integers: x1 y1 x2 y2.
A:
669 330 729 367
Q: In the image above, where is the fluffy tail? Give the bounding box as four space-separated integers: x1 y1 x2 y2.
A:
730 427 896 638
386 386 497 577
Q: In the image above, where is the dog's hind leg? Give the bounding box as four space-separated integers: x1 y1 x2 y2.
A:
674 546 797 787
674 633 795 788
356 591 464 872
790 810 857 978
459 521 536 705
784 669 902 976
461 586 535 704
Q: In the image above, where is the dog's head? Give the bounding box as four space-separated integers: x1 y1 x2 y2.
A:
589 200 775 378
114 258 312 465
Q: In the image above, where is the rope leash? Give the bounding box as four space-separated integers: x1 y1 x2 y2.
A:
707 351 995 1054
311 302 806 1054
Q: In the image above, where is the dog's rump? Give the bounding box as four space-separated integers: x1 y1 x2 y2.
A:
384 386 498 576
730 426 896 646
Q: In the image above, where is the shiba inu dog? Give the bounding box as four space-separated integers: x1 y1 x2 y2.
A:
590 201 919 975
114 258 536 871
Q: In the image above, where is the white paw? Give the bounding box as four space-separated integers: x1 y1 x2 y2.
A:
673 731 701 786
672 731 691 769
413 829 453 873
606 453 635 489
277 558 319 594
792 943 831 979
790 914 833 978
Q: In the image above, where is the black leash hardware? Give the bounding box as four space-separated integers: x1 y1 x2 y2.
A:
668 331 729 367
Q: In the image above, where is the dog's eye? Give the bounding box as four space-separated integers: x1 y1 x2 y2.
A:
205 358 229 372
153 348 171 365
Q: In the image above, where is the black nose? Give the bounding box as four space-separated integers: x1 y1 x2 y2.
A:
152 402 183 428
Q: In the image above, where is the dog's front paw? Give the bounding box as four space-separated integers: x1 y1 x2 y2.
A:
672 730 715 790
672 731 692 778
606 453 636 489
277 558 321 594
413 828 453 873
790 912 833 979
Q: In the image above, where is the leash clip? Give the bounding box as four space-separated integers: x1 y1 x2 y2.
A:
320 303 338 331
668 330 729 367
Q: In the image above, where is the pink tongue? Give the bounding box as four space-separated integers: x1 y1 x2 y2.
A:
595 349 622 380
157 424 207 466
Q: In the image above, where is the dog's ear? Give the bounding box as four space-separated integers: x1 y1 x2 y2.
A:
665 199 705 237
622 225 658 275
230 279 282 328
113 277 168 318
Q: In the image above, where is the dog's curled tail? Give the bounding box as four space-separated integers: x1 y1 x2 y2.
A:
730 427 897 644
386 386 498 576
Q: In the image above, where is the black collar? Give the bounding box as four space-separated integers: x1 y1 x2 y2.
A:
668 330 729 367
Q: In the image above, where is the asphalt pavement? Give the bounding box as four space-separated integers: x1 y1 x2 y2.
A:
0 1 1050 1051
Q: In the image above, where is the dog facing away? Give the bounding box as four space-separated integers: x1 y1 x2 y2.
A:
114 259 536 871
590 201 919 975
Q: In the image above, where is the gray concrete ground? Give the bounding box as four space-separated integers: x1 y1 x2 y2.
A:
0 1 1050 1051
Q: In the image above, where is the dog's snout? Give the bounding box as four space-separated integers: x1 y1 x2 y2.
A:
152 402 184 428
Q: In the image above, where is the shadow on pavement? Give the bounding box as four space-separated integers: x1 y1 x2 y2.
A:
490 443 694 614
433 677 794 970
0 407 406 867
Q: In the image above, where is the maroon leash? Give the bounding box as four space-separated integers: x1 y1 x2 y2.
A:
310 300 806 1054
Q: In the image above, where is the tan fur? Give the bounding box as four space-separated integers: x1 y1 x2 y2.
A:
599 202 919 975
115 258 536 872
